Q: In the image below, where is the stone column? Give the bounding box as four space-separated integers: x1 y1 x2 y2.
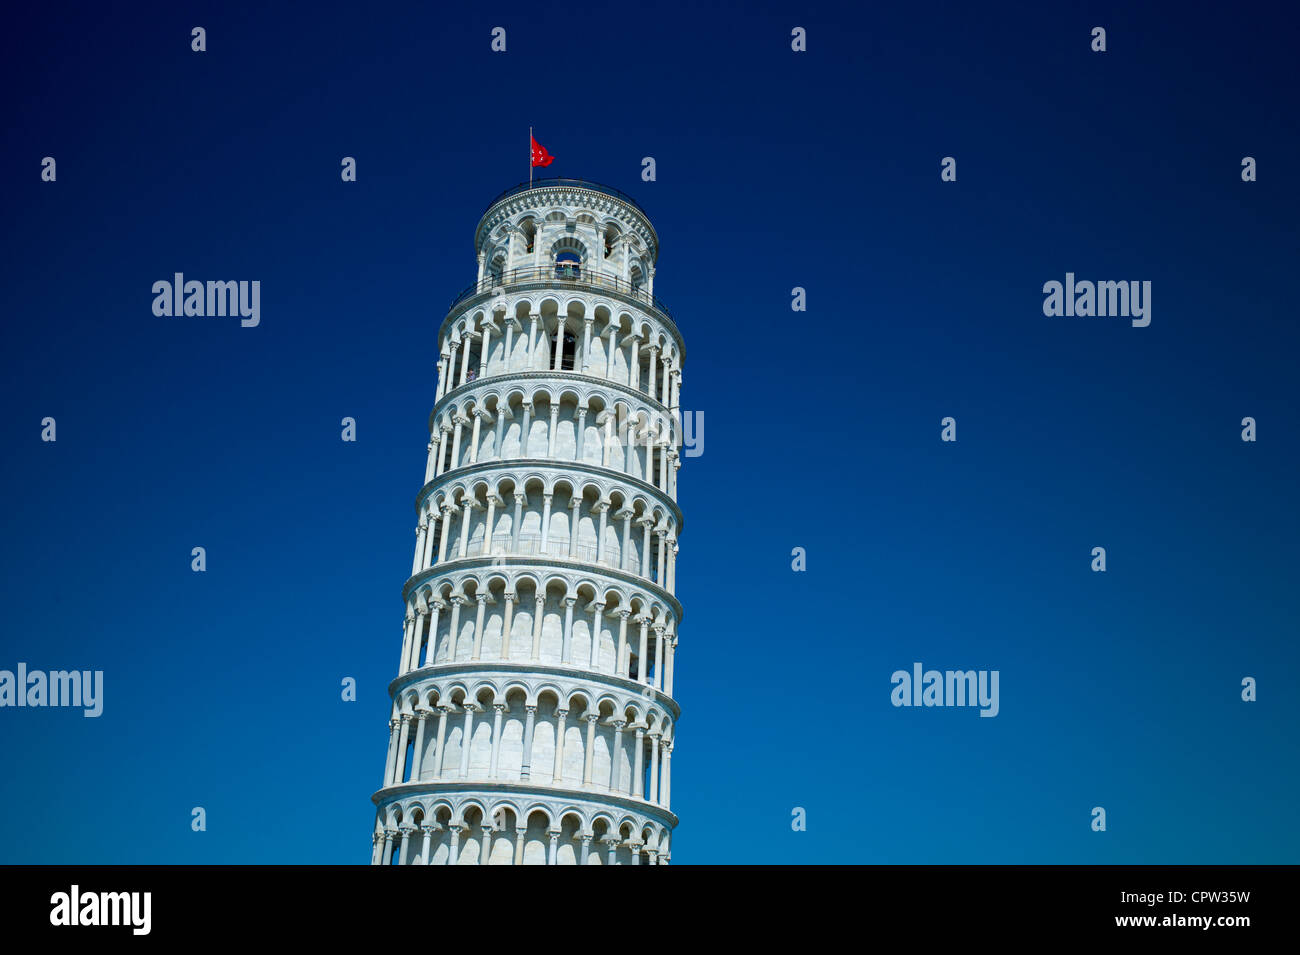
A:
423 601 443 667
609 720 626 791
530 595 544 660
575 406 588 461
583 713 599 785
480 826 494 865
567 498 581 558
637 618 650 684
539 494 553 553
483 493 499 554
501 319 515 373
509 492 525 552
520 704 537 780
445 596 465 662
601 412 614 467
605 325 619 380
478 323 494 377
527 315 539 368
665 634 676 697
383 717 400 786
595 500 610 564
468 409 484 465
435 352 449 401
411 522 427 576
432 706 450 778
625 419 639 475
632 726 645 798
446 340 460 390
446 824 463 865
547 830 560 865
434 428 450 477
629 334 641 390
471 593 489 660
457 498 476 557
422 508 438 567
460 332 474 383
398 614 415 674
561 596 577 663
409 709 429 780
500 591 516 659
581 317 594 371
579 834 592 866
420 825 434 866
424 439 437 484
449 415 466 472
547 404 559 458
588 601 604 669
616 611 630 677
648 733 661 805
639 518 653 578
518 401 532 457
489 704 506 778
653 625 666 691
494 406 510 461
458 703 478 778
394 713 412 784
551 708 569 783
409 610 429 672
437 504 454 563
619 509 633 570
661 741 672 809
553 315 567 370
605 837 618 866
645 344 658 399
380 829 394 865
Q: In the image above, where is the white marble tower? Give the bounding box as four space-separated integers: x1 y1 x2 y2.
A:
370 179 685 865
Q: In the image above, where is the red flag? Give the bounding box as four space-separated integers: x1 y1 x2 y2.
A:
530 134 555 168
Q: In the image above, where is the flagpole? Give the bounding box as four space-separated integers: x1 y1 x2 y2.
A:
529 126 533 186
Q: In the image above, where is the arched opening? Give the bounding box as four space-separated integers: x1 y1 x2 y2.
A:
560 325 577 370
555 250 581 280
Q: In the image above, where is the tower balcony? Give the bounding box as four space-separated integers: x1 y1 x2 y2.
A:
447 264 675 328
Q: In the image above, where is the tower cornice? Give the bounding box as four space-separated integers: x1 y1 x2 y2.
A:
474 178 659 262
401 554 685 624
414 456 685 536
442 275 682 352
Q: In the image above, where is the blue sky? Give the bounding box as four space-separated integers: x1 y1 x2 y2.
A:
1 0 1297 863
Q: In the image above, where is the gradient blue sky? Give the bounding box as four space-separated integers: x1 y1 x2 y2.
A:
2 1 1297 863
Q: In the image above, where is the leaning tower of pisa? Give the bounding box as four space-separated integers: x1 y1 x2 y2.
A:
369 179 684 865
